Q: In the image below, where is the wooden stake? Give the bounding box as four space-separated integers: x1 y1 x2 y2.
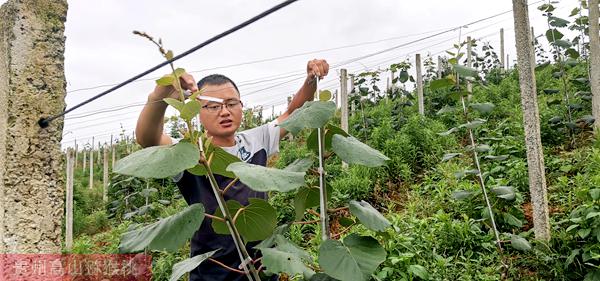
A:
340 69 349 169
103 146 109 202
89 144 94 190
65 149 74 251
588 0 600 132
500 28 505 70
437 56 443 78
467 36 473 97
416 54 424 115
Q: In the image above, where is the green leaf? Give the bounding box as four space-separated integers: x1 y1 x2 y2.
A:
429 78 454 90
294 186 322 221
469 103 495 114
436 106 457 115
173 67 186 77
438 127 458 136
452 190 473 200
140 188 158 198
284 158 314 173
310 273 340 281
453 64 478 78
156 75 175 86
279 101 336 135
566 224 579 232
212 199 277 242
166 50 174 60
483 155 509 161
503 212 523 228
408 264 429 280
459 119 486 129
114 142 199 179
578 228 591 239
318 234 386 281
226 162 305 192
442 153 461 162
254 224 290 250
261 235 315 278
164 98 184 112
331 135 390 167
549 16 570 27
590 189 600 200
169 249 218 281
587 212 600 220
546 29 564 42
510 235 531 252
319 90 332 101
181 100 201 121
553 39 572 49
206 145 241 178
119 203 205 253
491 186 515 200
349 200 391 232
399 70 409 83
307 125 350 154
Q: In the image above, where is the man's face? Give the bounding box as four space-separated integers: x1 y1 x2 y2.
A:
198 82 243 139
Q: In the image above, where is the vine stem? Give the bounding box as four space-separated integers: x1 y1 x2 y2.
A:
458 80 502 252
315 77 330 241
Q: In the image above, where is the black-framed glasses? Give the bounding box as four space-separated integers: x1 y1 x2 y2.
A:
201 99 242 113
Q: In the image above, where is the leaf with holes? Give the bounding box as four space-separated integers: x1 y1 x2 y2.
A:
331 135 389 167
119 203 205 253
261 235 315 278
212 199 277 242
169 250 218 281
349 200 391 232
226 162 305 192
318 234 386 281
114 142 199 179
279 101 336 135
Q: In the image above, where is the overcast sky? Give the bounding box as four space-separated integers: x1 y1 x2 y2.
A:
0 0 582 148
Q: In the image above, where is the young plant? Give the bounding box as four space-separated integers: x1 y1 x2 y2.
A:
431 39 531 255
112 32 392 281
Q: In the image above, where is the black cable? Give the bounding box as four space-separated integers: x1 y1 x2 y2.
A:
39 0 299 128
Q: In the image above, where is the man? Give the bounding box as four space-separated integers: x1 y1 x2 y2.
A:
135 59 329 280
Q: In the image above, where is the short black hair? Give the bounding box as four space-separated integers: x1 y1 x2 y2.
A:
196 74 240 95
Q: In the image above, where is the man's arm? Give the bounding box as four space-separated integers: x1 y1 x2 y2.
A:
276 59 329 138
136 73 197 148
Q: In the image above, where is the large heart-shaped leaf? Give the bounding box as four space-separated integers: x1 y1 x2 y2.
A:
119 203 205 253
226 162 305 192
318 234 386 281
349 200 391 232
254 224 290 250
114 142 199 179
261 235 315 278
331 135 389 167
279 101 336 135
212 199 277 242
169 249 218 281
